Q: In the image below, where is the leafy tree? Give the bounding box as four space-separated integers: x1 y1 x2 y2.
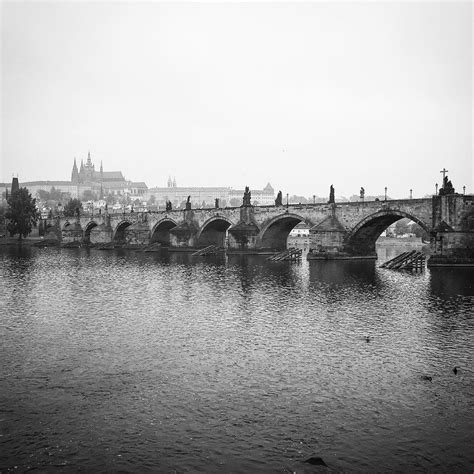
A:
63 198 83 217
5 187 40 240
394 219 410 236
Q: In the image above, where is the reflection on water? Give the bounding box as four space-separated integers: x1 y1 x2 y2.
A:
0 246 473 472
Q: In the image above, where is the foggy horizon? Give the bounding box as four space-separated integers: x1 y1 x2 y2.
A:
2 2 472 199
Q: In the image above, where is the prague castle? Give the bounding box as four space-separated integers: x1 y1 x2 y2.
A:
1 152 147 201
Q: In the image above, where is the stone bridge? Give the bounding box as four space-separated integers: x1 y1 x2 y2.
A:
45 194 474 262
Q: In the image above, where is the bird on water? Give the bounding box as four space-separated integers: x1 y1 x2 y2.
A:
421 375 432 382
453 366 460 375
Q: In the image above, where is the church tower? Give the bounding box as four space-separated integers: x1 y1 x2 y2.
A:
71 157 79 183
85 151 94 181
79 159 84 184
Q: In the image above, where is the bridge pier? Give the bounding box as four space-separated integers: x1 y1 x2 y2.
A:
168 210 199 249
428 194 474 266
306 206 360 260
227 206 260 252
90 224 113 245
61 219 83 246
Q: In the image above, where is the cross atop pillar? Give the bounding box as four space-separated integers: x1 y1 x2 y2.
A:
440 168 449 180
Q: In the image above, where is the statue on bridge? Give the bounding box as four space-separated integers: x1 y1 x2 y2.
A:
215 198 219 209
166 200 172 211
328 185 335 204
439 176 455 195
186 196 192 210
242 186 252 207
275 190 283 206
360 187 365 201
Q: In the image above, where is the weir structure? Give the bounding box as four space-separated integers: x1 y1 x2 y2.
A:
45 193 474 266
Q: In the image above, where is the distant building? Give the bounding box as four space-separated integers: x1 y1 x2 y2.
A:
289 222 310 237
144 180 275 208
228 183 275 206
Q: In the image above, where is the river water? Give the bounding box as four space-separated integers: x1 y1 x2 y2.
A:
1 246 473 473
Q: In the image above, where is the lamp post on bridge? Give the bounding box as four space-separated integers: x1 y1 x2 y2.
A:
384 187 387 201
286 193 289 212
463 185 466 195
435 183 438 195
410 189 412 199
313 195 315 204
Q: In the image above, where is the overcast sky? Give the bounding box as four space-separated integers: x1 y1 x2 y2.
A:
1 1 472 198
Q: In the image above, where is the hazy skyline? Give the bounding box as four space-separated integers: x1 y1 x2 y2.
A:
1 1 472 198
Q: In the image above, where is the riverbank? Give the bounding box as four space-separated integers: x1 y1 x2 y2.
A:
0 236 55 246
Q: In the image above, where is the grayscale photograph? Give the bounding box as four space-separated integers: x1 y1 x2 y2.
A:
1 1 473 472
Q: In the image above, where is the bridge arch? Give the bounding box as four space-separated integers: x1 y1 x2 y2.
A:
113 220 133 245
257 213 308 250
196 216 234 248
150 218 178 246
83 221 99 244
346 209 431 256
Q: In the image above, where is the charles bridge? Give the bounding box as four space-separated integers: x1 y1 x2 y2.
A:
43 192 474 264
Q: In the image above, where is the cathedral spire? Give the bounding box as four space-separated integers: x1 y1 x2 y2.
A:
71 157 79 183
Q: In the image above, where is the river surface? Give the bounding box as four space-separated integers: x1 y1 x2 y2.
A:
1 246 473 473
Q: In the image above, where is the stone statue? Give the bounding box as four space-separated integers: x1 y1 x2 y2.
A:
360 187 365 200
166 200 172 211
439 176 455 195
275 190 283 206
215 198 219 208
186 195 191 210
328 185 335 204
243 186 252 206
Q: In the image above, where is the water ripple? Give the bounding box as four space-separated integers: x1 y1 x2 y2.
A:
0 246 473 472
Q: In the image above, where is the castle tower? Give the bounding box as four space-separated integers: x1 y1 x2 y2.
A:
11 176 19 194
168 176 172 187
173 177 177 187
71 157 79 183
